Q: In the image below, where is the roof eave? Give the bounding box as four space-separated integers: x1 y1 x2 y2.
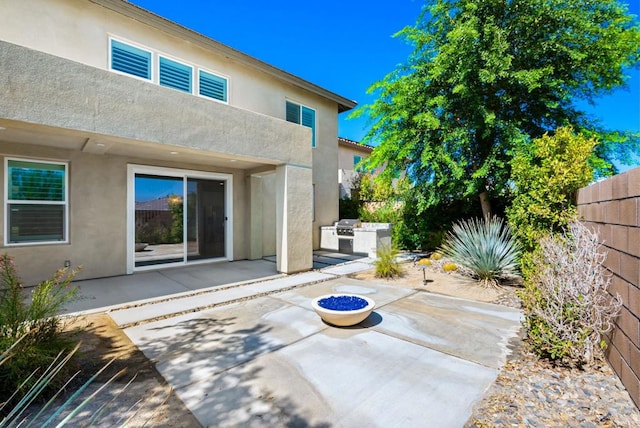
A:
91 0 357 112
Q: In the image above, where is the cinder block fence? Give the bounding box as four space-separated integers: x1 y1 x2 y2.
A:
577 167 640 408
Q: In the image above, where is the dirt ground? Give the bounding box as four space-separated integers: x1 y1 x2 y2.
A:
348 261 521 306
55 314 202 427
54 261 520 427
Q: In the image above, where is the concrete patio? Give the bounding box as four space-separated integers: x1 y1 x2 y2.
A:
99 257 523 427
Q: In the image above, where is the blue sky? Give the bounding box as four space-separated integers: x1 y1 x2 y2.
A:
130 0 639 146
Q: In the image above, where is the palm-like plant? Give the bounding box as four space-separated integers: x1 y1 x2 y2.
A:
439 216 521 286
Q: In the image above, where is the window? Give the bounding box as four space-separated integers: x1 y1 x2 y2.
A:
353 155 362 169
110 39 151 80
159 56 192 93
199 70 228 102
286 101 316 148
5 159 68 244
109 38 229 103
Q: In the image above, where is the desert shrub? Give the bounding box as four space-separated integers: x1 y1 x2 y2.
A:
339 196 360 219
521 221 622 367
0 254 80 406
394 185 506 252
429 252 442 260
506 127 603 278
374 244 403 278
359 200 405 247
439 216 521 286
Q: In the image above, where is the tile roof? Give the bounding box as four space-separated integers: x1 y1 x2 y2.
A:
338 137 374 153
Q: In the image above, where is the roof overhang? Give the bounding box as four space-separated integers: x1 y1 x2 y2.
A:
338 137 374 153
90 0 357 113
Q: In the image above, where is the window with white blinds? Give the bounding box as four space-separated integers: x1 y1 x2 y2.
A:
5 159 68 244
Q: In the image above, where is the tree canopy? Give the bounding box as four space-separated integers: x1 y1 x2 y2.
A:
354 0 640 217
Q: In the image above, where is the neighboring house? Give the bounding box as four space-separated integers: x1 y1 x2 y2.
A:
338 137 375 198
0 0 356 285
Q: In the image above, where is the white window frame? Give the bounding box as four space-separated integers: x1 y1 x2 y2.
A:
108 37 154 82
4 157 69 246
158 54 194 93
197 68 230 104
126 164 234 274
108 36 231 104
285 99 317 148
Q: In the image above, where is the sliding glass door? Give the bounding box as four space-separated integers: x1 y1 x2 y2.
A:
130 166 231 269
186 178 226 261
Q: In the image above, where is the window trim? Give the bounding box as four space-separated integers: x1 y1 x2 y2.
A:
285 100 317 148
108 37 154 82
108 36 230 104
4 157 69 246
158 54 194 93
126 164 234 274
353 155 362 169
198 68 229 104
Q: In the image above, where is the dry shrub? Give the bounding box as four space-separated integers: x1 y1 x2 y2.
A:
521 221 622 366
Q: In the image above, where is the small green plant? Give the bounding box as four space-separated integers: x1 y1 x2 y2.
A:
439 216 521 287
0 254 80 408
521 221 622 367
374 244 403 278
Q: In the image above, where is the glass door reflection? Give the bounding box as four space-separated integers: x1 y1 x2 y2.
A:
187 179 225 261
134 174 184 267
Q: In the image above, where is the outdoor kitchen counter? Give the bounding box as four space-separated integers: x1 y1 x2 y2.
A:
320 222 392 258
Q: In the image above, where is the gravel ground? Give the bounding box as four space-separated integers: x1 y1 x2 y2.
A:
466 290 640 427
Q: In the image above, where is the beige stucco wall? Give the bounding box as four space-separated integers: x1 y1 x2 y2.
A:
0 0 355 282
338 145 371 171
0 0 333 122
0 0 344 249
0 141 257 286
312 97 340 246
261 173 277 256
0 40 311 168
276 165 313 273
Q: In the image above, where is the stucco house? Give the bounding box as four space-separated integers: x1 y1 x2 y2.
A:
338 137 375 198
0 0 356 285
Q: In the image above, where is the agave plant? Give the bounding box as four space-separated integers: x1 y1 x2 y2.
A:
0 340 163 427
439 216 521 286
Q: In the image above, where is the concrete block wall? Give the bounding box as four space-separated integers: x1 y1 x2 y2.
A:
576 167 640 408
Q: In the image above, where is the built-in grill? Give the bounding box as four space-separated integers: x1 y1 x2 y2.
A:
320 220 392 257
335 219 362 237
335 219 361 253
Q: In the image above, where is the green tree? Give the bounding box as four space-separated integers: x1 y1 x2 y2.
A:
353 0 640 218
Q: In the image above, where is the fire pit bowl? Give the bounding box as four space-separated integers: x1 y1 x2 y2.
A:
311 294 375 327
